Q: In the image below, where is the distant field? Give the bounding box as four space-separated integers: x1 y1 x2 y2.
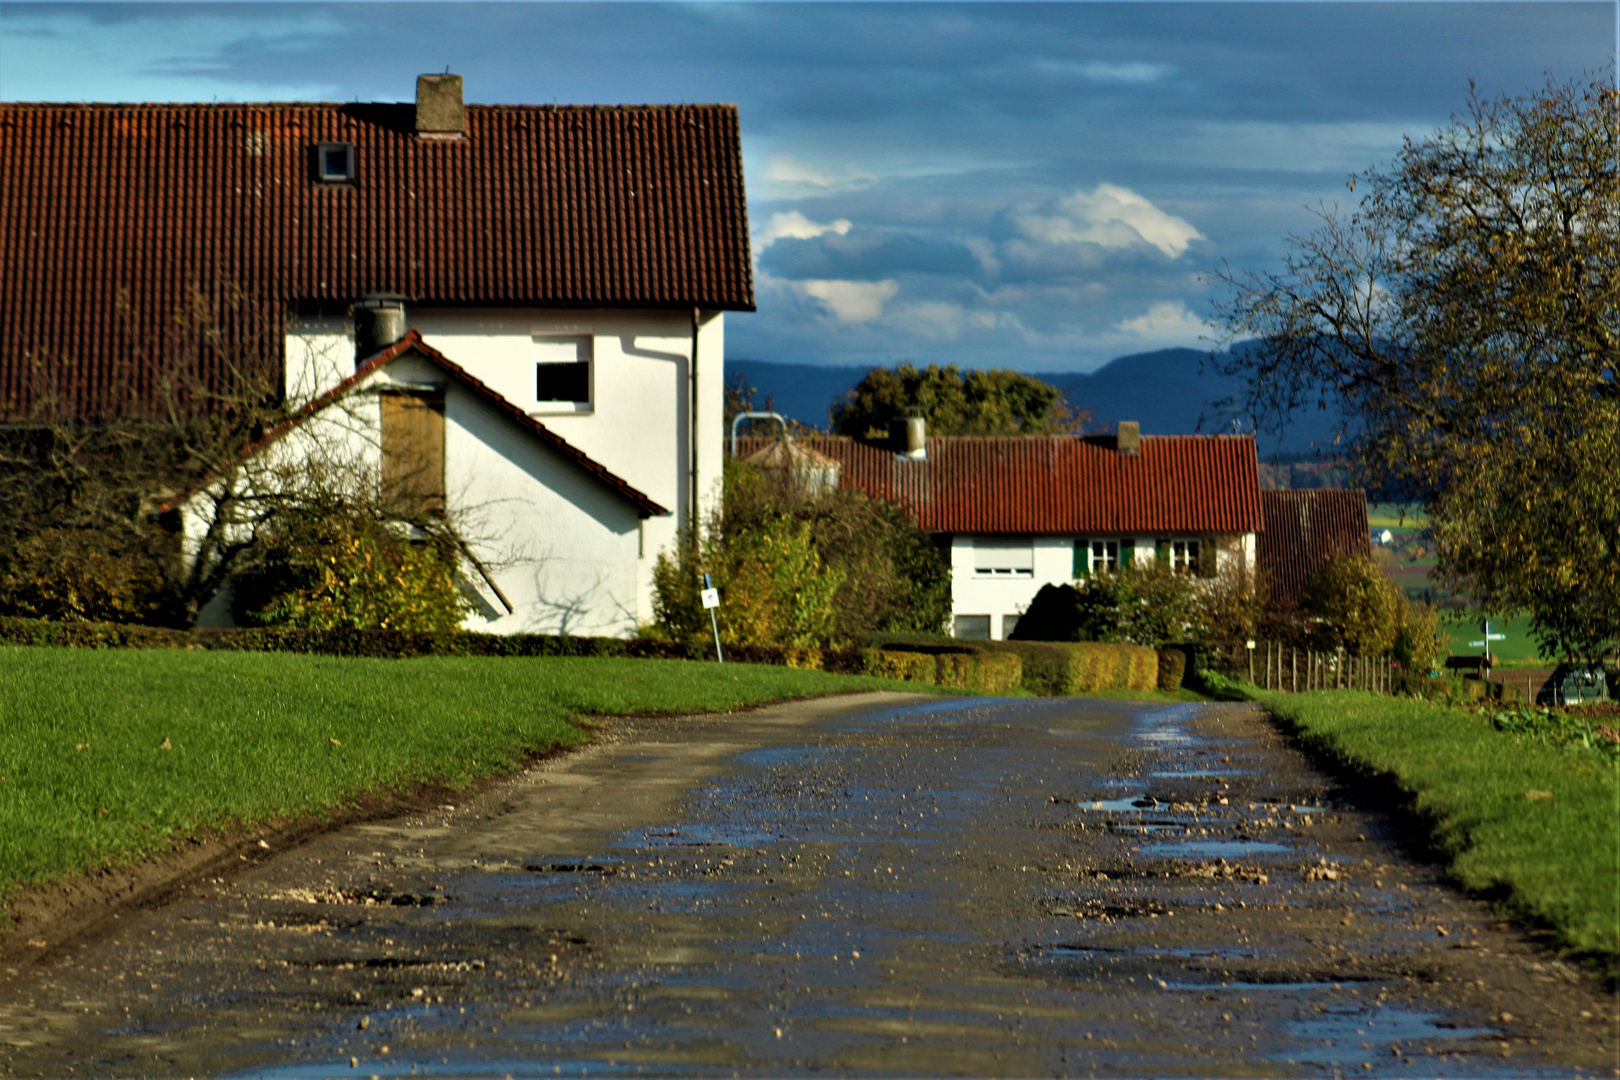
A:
1366 503 1428 529
1440 613 1547 667
1366 506 1556 665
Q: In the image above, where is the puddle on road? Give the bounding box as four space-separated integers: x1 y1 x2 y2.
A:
1280 1003 1498 1065
1150 768 1255 779
1159 839 1294 858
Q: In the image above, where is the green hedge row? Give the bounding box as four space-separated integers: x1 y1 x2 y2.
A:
0 616 869 672
859 648 1022 693
872 634 1160 695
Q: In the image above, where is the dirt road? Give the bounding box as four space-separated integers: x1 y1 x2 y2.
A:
0 693 1612 1077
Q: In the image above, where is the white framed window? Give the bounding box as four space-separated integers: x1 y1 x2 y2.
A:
1170 539 1202 575
1002 614 1021 639
972 537 1034 578
534 334 593 411
1089 539 1120 574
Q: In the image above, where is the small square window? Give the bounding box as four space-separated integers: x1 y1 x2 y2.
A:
953 614 991 640
316 142 355 183
534 334 593 407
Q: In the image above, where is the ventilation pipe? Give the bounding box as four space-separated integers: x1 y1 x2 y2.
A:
354 294 407 358
894 416 927 460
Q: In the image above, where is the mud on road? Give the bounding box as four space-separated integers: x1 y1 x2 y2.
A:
0 693 1613 1077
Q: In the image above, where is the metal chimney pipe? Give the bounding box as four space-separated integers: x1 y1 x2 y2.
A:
894 416 927 460
354 295 407 358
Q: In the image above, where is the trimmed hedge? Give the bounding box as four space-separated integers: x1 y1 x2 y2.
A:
1157 646 1189 691
873 633 1157 695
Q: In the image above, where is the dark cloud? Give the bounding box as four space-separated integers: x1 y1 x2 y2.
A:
5 2 1613 370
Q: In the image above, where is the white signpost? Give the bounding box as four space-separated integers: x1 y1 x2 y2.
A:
1469 619 1506 676
702 574 724 663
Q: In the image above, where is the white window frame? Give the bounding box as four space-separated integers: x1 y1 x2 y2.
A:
532 333 594 414
972 536 1035 578
1088 539 1120 574
1170 538 1203 575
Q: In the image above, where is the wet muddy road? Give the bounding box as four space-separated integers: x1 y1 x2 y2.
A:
0 693 1613 1077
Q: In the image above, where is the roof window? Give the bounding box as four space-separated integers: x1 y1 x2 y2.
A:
315 142 355 183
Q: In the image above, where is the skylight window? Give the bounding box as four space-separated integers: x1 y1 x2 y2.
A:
315 142 355 183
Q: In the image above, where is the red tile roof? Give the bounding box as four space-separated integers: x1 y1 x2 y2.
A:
1257 489 1371 610
212 330 667 519
0 100 752 418
733 434 1261 535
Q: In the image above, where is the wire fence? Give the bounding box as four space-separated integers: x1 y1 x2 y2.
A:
1202 640 1398 696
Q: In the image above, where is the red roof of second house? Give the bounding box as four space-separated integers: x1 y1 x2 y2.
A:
733 434 1261 535
0 99 752 418
1257 489 1371 610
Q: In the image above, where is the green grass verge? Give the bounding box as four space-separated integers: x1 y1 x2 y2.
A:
1256 688 1619 964
0 647 942 896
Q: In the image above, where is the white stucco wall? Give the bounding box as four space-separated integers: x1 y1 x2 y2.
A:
948 532 1256 640
284 315 353 407
407 307 721 623
948 535 1077 640
196 347 652 636
280 306 723 630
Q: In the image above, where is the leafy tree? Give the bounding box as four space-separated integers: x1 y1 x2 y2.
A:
0 291 483 627
1213 76 1618 663
830 364 1088 439
651 459 950 647
1300 554 1404 656
230 511 470 632
1393 602 1446 675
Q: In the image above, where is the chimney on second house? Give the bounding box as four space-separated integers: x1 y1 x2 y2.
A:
893 416 927 460
1117 420 1141 457
416 74 465 138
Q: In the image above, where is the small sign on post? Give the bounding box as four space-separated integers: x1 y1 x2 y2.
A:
702 573 724 663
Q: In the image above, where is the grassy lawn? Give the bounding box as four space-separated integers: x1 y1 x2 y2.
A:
1257 689 1618 965
0 647 938 899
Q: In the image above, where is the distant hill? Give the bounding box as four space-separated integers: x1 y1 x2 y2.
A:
725 348 1343 458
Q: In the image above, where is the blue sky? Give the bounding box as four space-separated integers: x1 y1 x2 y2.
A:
2 2 1612 372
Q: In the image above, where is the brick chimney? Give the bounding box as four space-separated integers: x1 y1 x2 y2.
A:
416 74 465 139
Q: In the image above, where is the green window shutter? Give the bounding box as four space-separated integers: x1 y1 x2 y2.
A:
1073 539 1089 578
1155 539 1170 564
1122 538 1134 568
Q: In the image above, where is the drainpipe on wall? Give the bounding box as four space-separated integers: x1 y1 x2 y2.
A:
691 307 701 540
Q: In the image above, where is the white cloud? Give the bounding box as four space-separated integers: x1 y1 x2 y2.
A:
762 155 876 195
1033 59 1176 85
755 211 852 251
1015 184 1205 259
1114 301 1214 341
793 279 899 323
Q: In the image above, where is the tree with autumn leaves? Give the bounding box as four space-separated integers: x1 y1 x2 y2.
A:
1215 75 1617 664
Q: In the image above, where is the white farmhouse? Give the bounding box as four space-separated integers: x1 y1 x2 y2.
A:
733 422 1262 640
0 75 754 636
